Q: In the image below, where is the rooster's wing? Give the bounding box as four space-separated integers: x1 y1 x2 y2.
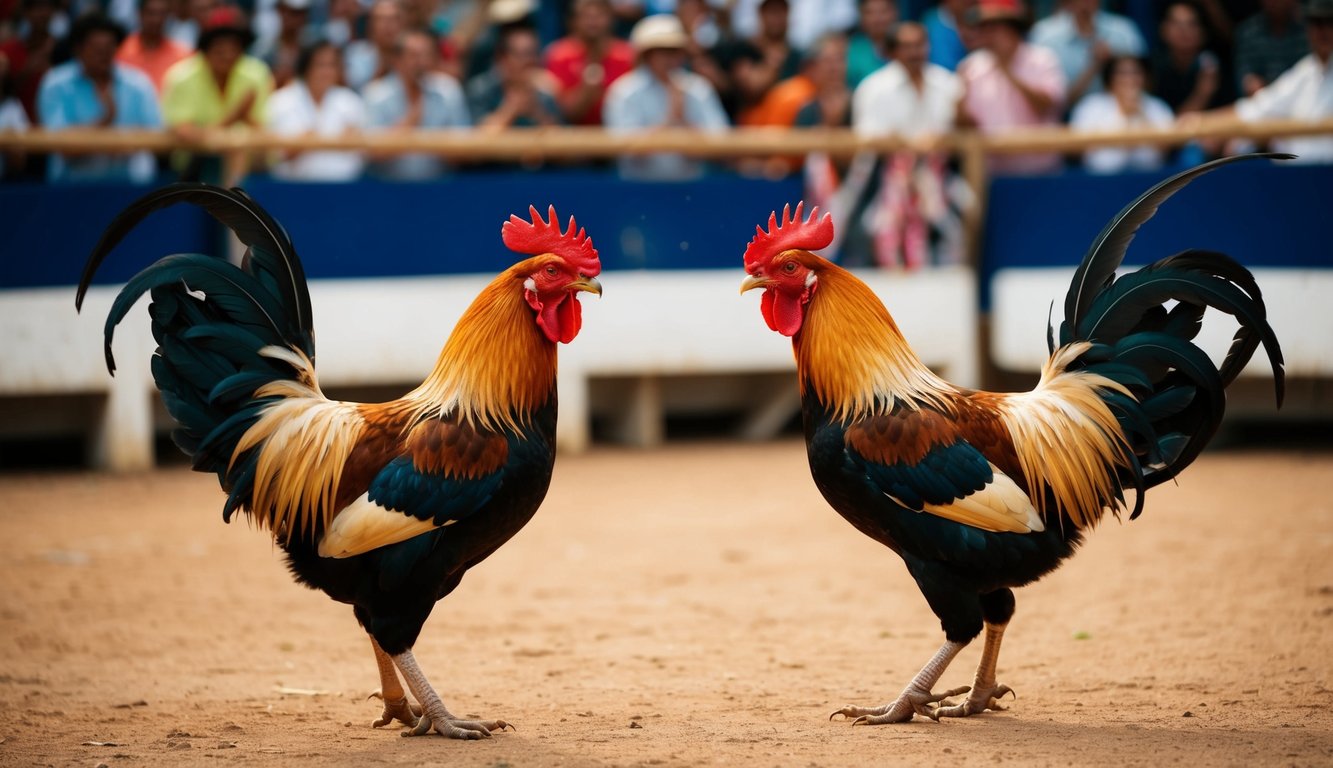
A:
318 413 511 558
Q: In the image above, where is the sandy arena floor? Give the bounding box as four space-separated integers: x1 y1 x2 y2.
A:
1 441 1331 767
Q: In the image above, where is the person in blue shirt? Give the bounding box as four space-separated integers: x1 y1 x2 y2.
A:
603 14 730 180
363 28 472 180
923 0 976 70
37 12 162 182
1028 0 1146 107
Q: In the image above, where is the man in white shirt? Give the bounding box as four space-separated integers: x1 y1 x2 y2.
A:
851 23 966 267
1229 0 1333 162
853 21 962 139
265 41 366 181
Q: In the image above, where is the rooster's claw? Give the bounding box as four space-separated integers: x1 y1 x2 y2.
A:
368 691 423 729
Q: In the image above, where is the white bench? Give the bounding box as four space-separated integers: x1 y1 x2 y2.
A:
0 266 978 469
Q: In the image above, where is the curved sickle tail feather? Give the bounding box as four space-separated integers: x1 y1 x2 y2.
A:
1052 155 1287 513
75 183 318 523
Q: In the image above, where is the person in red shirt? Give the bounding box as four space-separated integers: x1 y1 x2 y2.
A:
0 0 58 123
116 0 192 93
543 0 634 125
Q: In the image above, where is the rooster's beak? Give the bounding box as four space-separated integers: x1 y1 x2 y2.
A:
569 276 603 297
739 274 770 294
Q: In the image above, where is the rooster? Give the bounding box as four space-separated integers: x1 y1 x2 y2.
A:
738 155 1285 723
75 184 602 739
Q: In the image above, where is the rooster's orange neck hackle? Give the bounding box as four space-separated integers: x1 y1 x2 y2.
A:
744 203 954 422
235 205 601 544
404 263 558 433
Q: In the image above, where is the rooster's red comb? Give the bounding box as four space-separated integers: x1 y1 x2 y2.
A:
743 202 834 270
502 205 601 276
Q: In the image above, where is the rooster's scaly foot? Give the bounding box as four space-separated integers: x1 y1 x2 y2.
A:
368 691 422 729
404 712 513 739
830 685 971 724
934 683 1014 718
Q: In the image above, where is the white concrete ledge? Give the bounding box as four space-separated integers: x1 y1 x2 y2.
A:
990 267 1330 377
1 266 977 468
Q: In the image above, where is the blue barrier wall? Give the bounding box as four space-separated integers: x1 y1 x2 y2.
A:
1 171 803 289
980 161 1333 307
1 184 216 288
3 163 1327 300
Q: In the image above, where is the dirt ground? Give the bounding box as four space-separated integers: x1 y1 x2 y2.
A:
1 440 1331 767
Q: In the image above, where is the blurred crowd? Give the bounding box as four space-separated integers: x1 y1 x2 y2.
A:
1 0 1329 261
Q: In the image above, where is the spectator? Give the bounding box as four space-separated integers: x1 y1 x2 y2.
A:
713 0 803 121
1 0 59 123
1069 54 1174 173
958 0 1067 174
461 0 537 83
345 0 403 92
1 45 33 179
846 0 898 87
795 31 856 243
923 0 975 71
253 0 314 89
436 1 498 81
545 0 635 126
1222 0 1333 162
1029 0 1146 106
1234 0 1308 96
1152 0 1228 113
266 41 365 181
677 0 725 51
467 25 561 129
1191 0 1246 54
603 14 729 180
854 21 966 267
749 0 803 92
37 13 161 182
740 33 849 127
717 39 770 120
854 21 962 138
676 0 730 96
161 6 273 178
728 0 858 50
740 33 848 176
398 0 482 71
165 0 219 49
363 28 471 179
796 33 853 128
321 0 363 48
115 0 192 93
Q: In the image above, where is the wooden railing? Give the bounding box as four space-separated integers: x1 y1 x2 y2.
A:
3 118 1330 263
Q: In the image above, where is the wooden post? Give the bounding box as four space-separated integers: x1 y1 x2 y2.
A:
222 147 250 188
959 132 989 270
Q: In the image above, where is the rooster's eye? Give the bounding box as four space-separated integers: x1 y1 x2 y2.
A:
783 262 797 274
545 266 558 276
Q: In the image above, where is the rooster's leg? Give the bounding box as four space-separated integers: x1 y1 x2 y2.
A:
829 640 971 724
935 621 1015 718
391 650 513 739
368 636 422 729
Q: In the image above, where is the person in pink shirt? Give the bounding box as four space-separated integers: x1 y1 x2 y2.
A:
957 0 1067 174
116 0 192 93
544 0 635 125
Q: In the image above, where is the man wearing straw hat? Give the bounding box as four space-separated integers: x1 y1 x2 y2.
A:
603 14 730 180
